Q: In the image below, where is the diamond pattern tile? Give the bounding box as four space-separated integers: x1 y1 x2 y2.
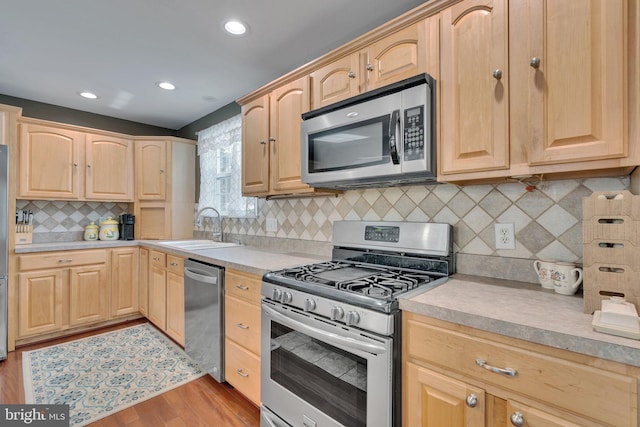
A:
23 177 629 271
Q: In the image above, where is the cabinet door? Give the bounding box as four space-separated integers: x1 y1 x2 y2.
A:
440 0 509 174
310 54 361 109
166 271 184 346
135 202 171 240
139 248 149 316
527 0 627 165
68 264 108 327
148 266 167 330
85 134 134 200
18 269 64 337
269 77 311 194
110 248 139 318
135 140 167 200
405 362 485 427
19 123 83 199
241 95 270 196
364 23 426 91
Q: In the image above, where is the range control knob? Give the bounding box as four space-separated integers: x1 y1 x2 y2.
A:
330 306 344 321
281 291 293 304
345 311 361 326
303 298 316 312
272 288 282 301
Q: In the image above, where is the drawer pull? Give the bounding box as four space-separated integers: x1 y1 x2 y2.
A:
170 262 178 266
236 284 249 291
236 369 249 378
510 411 524 427
465 394 477 408
475 359 517 377
58 259 73 263
236 322 249 329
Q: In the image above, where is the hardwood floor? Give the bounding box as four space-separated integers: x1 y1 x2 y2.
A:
0 320 260 427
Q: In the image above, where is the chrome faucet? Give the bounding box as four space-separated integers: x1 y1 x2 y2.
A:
195 206 223 242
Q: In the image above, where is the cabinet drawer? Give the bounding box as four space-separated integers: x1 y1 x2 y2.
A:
225 269 261 303
225 338 260 405
19 249 107 271
225 295 260 355
150 250 166 268
404 314 636 427
166 255 184 276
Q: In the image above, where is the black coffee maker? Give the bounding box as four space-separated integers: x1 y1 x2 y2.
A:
119 214 135 240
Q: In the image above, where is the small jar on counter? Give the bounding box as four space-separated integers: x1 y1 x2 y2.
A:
84 222 99 241
99 217 119 240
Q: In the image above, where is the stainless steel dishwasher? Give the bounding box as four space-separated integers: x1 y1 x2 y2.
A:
184 258 224 382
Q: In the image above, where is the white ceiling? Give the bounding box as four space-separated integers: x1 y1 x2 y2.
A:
0 0 427 130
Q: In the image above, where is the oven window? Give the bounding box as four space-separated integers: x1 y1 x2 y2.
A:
308 115 390 173
270 321 367 427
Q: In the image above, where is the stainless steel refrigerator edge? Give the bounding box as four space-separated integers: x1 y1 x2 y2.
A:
0 145 8 360
184 259 224 381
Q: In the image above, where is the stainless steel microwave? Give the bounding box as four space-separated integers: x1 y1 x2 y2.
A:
301 73 436 189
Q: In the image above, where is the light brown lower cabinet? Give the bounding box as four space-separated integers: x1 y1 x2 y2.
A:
224 268 261 405
403 312 639 427
16 249 115 339
147 249 185 346
110 247 139 318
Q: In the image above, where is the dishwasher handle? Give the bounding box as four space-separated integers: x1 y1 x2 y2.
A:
184 267 219 285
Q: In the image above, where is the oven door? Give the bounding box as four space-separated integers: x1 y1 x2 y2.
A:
261 301 393 427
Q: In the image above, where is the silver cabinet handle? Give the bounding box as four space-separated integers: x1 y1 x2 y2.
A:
475 359 516 377
492 69 503 80
366 63 373 71
465 394 477 408
236 322 249 329
530 57 541 69
87 164 92 168
269 137 276 142
58 259 73 263
73 163 78 167
236 369 249 377
236 284 249 291
259 140 266 145
510 411 524 427
348 71 356 78
160 169 165 173
170 262 178 266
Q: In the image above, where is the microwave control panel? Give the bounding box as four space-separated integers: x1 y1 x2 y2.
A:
403 105 425 161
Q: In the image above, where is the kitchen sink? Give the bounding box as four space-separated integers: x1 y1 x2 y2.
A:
157 240 241 250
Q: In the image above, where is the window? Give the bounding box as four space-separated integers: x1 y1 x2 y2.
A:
197 115 257 217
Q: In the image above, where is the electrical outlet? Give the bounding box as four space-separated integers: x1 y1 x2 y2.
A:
495 223 515 250
266 217 278 233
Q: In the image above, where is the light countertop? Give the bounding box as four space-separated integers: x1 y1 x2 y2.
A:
400 274 640 367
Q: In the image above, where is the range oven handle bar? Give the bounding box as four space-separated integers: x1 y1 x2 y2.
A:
262 303 388 355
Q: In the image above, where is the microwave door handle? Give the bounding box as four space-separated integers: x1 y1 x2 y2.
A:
389 109 400 165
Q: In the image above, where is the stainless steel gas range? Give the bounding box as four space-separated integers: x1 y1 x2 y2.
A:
260 221 454 427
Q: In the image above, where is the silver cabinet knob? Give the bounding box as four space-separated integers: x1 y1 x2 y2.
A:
345 311 360 326
330 305 344 320
269 137 276 142
348 71 356 79
272 289 282 301
304 298 316 312
366 63 374 71
510 412 524 427
465 394 477 408
73 163 78 167
281 291 293 304
492 69 503 80
530 57 541 69
259 140 267 145
87 164 92 168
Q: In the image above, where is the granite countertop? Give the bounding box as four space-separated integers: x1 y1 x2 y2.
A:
14 239 327 277
400 274 640 367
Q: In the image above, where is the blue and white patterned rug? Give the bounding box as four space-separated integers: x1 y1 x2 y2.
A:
22 323 206 426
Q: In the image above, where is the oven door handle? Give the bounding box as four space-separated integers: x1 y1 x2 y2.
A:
263 304 388 355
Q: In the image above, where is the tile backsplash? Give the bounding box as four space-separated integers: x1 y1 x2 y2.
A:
20 176 630 283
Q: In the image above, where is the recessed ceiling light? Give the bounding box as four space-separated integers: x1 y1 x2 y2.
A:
79 91 98 99
224 20 247 35
157 82 176 90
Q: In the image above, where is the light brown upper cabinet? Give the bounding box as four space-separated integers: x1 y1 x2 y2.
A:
440 0 635 183
311 23 427 109
134 139 167 200
85 134 134 200
242 76 318 197
19 120 134 201
439 0 509 175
